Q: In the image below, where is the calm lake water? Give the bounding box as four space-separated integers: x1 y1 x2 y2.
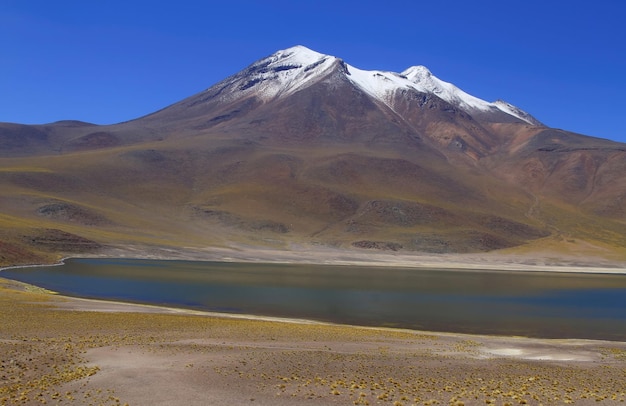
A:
3 258 626 340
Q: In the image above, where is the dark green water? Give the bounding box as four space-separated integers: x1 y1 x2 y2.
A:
3 258 626 340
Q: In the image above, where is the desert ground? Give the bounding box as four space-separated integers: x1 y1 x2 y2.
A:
2 251 626 406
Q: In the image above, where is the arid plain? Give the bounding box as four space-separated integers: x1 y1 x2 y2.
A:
2 269 626 406
2 243 626 406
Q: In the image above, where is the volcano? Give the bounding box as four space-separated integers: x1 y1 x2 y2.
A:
1 46 625 265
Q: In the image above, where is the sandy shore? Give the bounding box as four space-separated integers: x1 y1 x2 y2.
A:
161 243 626 274
2 272 626 406
6 243 624 275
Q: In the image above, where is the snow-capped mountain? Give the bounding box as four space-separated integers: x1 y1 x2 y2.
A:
198 45 541 126
2 45 626 259
135 45 545 159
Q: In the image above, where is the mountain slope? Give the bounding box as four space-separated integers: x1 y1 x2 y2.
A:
1 46 625 265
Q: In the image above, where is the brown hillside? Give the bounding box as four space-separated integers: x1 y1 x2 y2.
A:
1 47 625 265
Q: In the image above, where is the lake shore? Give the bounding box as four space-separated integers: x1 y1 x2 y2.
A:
114 243 626 274
5 252 626 342
2 275 626 405
4 242 624 275
2 247 626 405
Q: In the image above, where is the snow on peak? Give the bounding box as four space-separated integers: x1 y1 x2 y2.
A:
217 46 540 125
402 65 433 81
341 63 494 116
221 45 339 102
493 100 543 126
343 65 413 107
398 66 540 125
401 66 494 111
268 45 328 67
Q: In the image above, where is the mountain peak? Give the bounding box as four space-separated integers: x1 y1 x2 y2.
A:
401 65 496 112
195 46 541 126
209 46 341 102
402 65 433 81
269 45 330 66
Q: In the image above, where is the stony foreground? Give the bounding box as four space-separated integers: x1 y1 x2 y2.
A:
1 277 625 406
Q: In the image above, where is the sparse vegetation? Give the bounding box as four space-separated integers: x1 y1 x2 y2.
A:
1 277 626 405
1 125 625 268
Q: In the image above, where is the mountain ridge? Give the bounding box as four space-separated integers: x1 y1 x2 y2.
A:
186 45 542 125
0 45 625 266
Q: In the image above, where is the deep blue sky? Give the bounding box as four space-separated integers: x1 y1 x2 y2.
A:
2 1 625 143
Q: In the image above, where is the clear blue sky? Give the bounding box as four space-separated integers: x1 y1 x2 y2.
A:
2 0 625 143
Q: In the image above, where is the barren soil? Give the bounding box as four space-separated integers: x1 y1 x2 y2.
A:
1 268 626 406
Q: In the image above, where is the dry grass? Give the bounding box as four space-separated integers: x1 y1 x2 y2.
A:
1 137 626 267
1 277 626 405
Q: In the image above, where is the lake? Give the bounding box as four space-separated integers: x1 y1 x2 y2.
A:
2 258 626 340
